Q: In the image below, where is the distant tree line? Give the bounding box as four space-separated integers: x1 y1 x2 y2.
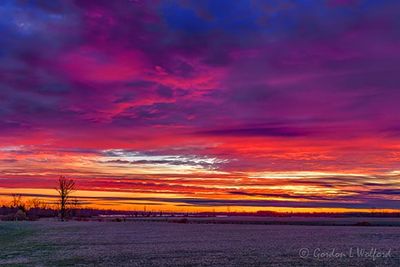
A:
0 195 56 221
0 176 80 221
1 176 400 221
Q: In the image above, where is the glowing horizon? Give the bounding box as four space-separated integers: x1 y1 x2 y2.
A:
1 0 400 212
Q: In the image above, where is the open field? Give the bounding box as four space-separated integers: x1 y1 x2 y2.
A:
126 216 400 226
1 220 400 266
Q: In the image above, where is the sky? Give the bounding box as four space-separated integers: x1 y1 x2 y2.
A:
0 0 400 212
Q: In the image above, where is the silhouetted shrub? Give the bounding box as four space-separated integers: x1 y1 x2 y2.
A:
15 210 27 221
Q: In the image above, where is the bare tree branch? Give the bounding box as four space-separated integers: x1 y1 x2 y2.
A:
56 176 76 221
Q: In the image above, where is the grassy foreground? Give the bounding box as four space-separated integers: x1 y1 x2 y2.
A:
1 220 400 266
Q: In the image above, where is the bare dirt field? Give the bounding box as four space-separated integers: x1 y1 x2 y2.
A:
1 220 399 266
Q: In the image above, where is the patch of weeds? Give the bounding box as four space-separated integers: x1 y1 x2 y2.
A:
0 223 34 243
0 222 55 265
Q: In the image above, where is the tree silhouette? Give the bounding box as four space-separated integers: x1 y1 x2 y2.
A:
11 194 26 211
56 176 76 221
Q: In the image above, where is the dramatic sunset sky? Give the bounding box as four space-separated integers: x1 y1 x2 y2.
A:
1 0 400 212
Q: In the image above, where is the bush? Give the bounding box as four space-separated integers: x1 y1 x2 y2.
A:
15 210 27 221
0 210 27 221
1 214 15 221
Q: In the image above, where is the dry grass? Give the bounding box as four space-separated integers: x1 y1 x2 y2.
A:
1 220 400 266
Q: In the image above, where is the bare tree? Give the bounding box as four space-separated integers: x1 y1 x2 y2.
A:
27 198 44 210
11 194 25 211
56 176 76 221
